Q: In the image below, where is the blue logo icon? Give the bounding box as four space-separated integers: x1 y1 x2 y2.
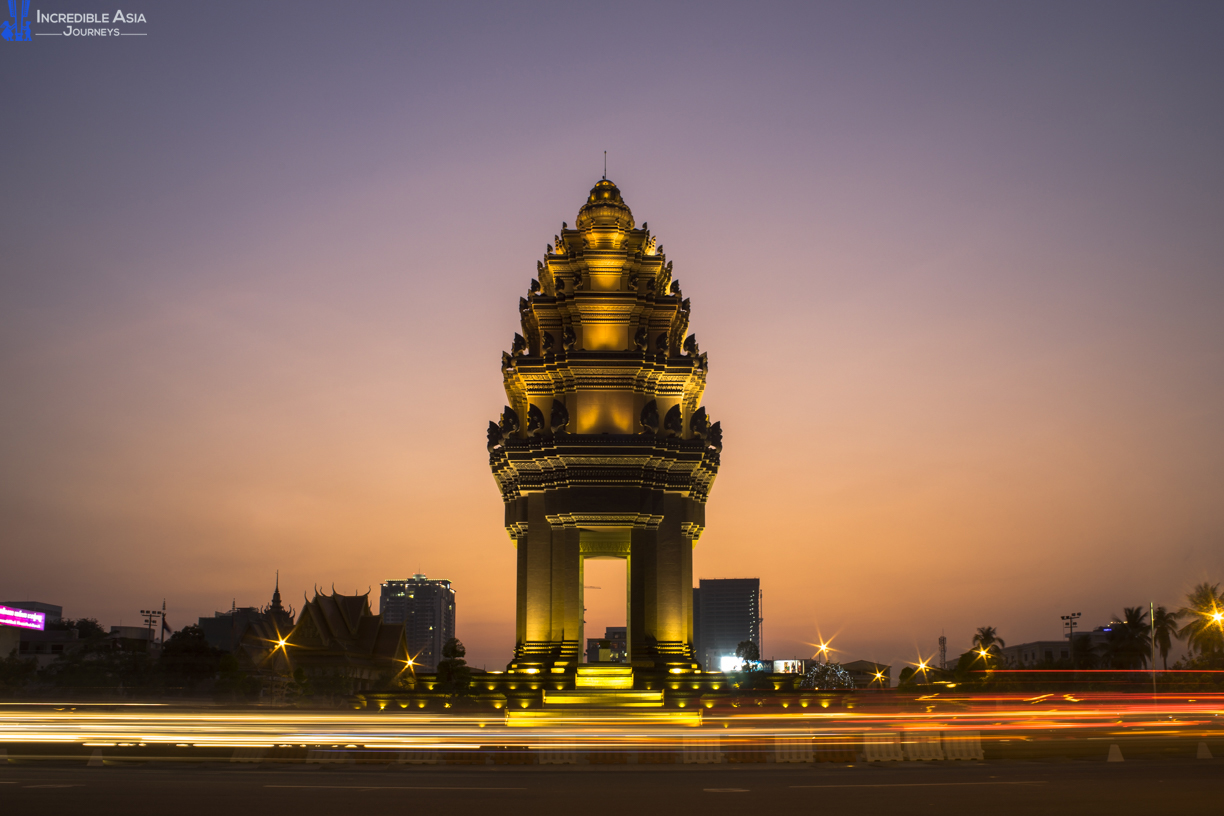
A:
3 0 31 42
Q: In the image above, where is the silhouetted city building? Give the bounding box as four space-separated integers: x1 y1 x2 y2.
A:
199 576 296 653
692 578 762 671
16 629 84 667
107 625 155 652
2 601 66 665
379 575 455 671
842 659 892 688
198 606 263 652
1000 640 1070 667
585 626 626 663
1000 624 1117 668
0 601 62 624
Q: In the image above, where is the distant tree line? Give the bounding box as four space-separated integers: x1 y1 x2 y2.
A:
1 623 313 702
900 582 1224 690
1 625 479 706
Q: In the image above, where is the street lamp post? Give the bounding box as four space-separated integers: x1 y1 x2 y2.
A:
1061 612 1081 668
140 608 163 649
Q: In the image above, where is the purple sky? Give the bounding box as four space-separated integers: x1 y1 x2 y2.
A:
2 1 1223 673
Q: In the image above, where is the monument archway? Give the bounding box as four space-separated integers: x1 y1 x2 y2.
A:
487 178 723 674
579 533 630 661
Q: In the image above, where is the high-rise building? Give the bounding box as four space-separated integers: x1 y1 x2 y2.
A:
692 578 762 671
379 575 455 671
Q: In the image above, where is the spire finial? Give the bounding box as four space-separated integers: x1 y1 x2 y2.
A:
603 151 607 180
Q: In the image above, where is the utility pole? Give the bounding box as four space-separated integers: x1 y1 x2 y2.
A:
140 607 163 650
1151 600 1157 695
1061 612 1081 667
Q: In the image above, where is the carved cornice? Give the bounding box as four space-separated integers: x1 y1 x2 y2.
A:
490 434 719 505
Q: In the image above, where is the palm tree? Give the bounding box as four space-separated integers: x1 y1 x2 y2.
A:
1151 606 1180 670
971 626 1005 663
1103 607 1151 669
1070 632 1099 670
1177 582 1224 660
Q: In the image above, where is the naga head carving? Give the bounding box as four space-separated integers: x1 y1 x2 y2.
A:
550 399 569 435
662 404 683 437
690 406 709 438
634 327 648 351
499 406 520 435
639 400 659 435
526 403 546 437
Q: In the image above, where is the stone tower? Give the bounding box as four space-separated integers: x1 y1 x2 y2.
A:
487 178 722 675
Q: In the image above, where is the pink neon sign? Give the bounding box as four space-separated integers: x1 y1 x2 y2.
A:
0 605 46 631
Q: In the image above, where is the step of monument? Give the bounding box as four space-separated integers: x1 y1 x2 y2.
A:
542 689 663 707
575 664 635 690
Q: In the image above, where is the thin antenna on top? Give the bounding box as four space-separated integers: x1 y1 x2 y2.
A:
603 151 607 180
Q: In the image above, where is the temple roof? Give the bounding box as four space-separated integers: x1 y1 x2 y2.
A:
278 589 407 669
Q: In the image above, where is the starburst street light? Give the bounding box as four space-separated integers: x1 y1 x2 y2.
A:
804 633 837 663
392 653 419 680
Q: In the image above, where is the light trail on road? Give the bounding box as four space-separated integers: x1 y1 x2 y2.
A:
0 693 1219 752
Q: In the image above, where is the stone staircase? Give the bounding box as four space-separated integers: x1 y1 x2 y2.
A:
504 664 701 726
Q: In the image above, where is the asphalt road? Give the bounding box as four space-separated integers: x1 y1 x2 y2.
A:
1 759 1219 816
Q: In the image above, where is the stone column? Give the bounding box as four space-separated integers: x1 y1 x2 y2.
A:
682 525 696 657
550 521 582 660
522 494 554 650
515 532 528 648
653 496 688 656
628 525 658 664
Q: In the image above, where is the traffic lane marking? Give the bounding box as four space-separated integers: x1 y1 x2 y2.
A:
790 781 1047 789
265 785 527 790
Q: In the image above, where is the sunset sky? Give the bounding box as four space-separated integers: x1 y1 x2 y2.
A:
3 1 1222 674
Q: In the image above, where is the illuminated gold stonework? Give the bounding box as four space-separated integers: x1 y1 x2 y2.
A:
488 179 722 673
